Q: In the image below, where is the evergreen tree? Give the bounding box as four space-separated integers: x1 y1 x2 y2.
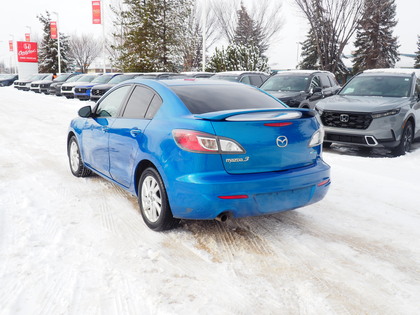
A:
299 28 319 70
414 35 420 69
114 0 192 72
206 45 268 72
37 11 71 73
233 3 266 55
352 0 399 73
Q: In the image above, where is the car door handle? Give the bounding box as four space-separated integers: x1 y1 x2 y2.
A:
101 126 109 132
130 128 142 137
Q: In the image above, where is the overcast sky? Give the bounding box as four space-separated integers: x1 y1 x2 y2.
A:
1 0 419 70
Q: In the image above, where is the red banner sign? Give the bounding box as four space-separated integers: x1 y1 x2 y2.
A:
25 33 31 42
92 1 101 24
9 40 13 52
50 21 57 39
17 41 38 63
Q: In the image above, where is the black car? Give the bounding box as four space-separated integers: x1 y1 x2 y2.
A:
90 73 143 101
0 74 18 86
40 73 78 94
210 71 269 87
260 70 341 108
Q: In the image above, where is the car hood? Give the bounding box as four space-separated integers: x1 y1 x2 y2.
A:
316 95 408 112
265 91 306 100
74 82 96 88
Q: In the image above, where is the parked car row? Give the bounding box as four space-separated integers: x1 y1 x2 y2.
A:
13 71 216 101
11 68 420 156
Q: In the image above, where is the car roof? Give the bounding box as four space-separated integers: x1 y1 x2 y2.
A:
362 68 420 77
214 71 268 76
124 78 246 87
273 70 333 76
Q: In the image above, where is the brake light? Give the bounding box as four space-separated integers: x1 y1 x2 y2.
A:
264 122 293 127
172 129 245 153
218 195 249 199
317 179 330 187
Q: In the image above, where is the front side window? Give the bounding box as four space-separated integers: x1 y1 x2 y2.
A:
95 85 132 117
310 76 321 89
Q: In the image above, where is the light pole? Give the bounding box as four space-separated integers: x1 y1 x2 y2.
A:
53 12 61 74
25 26 31 41
101 0 106 73
9 34 16 74
201 0 207 72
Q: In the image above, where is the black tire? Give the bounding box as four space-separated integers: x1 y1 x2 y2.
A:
138 167 179 231
392 121 413 157
68 136 92 177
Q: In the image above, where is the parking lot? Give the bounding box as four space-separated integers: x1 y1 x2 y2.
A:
1 86 419 314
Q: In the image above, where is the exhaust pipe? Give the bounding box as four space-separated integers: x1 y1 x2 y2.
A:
215 212 229 222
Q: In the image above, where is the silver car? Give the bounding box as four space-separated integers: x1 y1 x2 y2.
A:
316 69 420 156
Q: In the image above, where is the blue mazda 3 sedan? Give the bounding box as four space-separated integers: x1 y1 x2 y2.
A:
67 79 331 231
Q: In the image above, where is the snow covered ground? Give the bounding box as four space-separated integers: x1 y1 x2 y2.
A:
0 86 419 315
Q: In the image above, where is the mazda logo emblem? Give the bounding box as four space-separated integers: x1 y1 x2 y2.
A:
276 136 288 148
340 114 350 123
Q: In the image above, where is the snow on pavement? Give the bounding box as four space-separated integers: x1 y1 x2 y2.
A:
0 86 419 315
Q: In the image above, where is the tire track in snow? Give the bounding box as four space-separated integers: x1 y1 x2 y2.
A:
183 219 275 263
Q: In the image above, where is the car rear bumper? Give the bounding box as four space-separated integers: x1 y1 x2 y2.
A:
168 158 331 220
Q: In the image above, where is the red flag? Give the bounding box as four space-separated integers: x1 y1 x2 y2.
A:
9 40 13 52
92 1 101 24
50 21 57 39
25 33 31 42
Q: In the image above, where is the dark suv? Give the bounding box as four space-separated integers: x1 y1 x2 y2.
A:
260 70 340 108
210 71 269 87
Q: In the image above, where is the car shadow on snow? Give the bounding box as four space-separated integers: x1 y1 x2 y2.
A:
323 139 420 158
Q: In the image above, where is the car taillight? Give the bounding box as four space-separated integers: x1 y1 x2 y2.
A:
172 129 245 154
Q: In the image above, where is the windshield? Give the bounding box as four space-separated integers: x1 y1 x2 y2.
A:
260 75 309 92
108 74 140 84
1 75 15 80
91 75 114 84
66 74 83 82
76 75 97 82
340 75 412 97
210 75 239 82
53 74 72 82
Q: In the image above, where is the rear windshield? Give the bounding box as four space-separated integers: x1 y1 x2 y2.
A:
170 84 286 114
340 75 412 97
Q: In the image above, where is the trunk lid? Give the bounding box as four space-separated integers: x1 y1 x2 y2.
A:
196 109 320 174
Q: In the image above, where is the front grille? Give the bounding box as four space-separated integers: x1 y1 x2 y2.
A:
40 84 47 88
91 89 105 96
62 86 72 91
321 111 372 130
325 133 367 144
75 88 88 93
31 84 39 88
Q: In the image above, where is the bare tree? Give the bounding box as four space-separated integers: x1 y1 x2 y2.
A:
68 34 102 73
293 0 364 74
211 0 284 53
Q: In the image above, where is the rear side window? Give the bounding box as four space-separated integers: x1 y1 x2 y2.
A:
122 85 155 118
170 84 286 114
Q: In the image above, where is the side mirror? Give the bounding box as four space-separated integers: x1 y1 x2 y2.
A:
78 105 93 118
313 86 322 94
